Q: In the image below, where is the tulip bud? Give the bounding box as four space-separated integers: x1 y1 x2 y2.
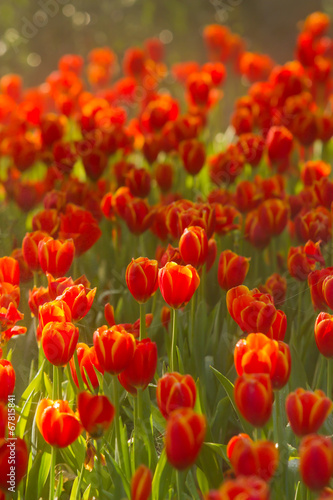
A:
165 408 206 470
315 312 333 357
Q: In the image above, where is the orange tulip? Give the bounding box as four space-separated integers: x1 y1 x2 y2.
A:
36 399 82 448
300 434 333 491
217 250 250 291
93 325 136 375
126 258 159 303
286 388 333 436
158 262 200 309
156 372 196 419
78 391 114 438
234 373 273 427
131 465 152 500
38 237 75 278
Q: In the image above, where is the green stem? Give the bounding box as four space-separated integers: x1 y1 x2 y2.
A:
170 308 178 372
113 376 121 462
49 446 56 500
140 302 146 340
52 364 60 400
190 291 196 356
176 470 185 500
327 358 332 399
273 391 288 497
95 439 104 498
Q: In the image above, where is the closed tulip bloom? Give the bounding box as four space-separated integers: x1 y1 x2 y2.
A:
180 139 206 176
227 434 279 481
38 237 75 278
126 258 159 303
206 238 217 272
179 226 208 268
36 399 82 447
78 391 114 438
315 312 333 357
56 284 96 321
264 273 287 307
42 321 79 366
37 299 72 342
118 338 157 393
322 275 333 311
131 465 152 500
286 388 333 436
217 250 250 291
234 373 273 427
156 372 196 419
265 309 287 341
272 342 291 390
22 231 48 272
158 262 200 309
258 199 289 237
165 408 206 470
0 437 28 493
300 434 333 491
69 343 104 389
0 360 15 403
93 325 136 374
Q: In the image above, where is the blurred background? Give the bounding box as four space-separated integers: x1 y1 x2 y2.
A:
0 0 332 86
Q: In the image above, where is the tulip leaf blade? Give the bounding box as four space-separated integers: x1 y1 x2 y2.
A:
152 449 173 500
210 365 252 434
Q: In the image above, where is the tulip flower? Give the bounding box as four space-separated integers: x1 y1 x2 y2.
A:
299 434 333 490
125 167 151 198
37 299 72 342
131 465 152 500
286 388 333 436
179 226 208 268
165 408 206 470
22 231 49 272
315 312 333 357
156 372 196 419
227 285 277 335
118 338 157 394
0 360 15 403
180 139 206 176
36 399 82 447
158 262 200 309
59 204 102 256
217 250 250 291
56 284 96 321
93 325 136 375
205 475 270 500
262 273 287 307
42 321 79 366
227 433 279 481
0 437 28 493
0 257 20 286
38 237 75 278
78 391 114 438
69 343 104 389
308 268 333 311
125 257 159 303
234 373 273 427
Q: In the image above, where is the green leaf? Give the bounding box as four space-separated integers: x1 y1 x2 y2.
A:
152 450 173 500
69 476 79 500
37 451 51 497
43 372 53 397
19 359 45 403
186 470 201 499
16 388 35 439
105 450 130 498
82 484 91 500
210 365 252 434
55 471 63 499
204 442 229 464
196 468 209 495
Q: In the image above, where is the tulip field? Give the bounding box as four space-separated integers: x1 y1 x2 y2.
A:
2 9 333 500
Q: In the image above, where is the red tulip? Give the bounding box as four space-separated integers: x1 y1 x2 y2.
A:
36 399 82 448
300 434 333 490
131 465 152 500
234 373 273 427
118 338 157 394
217 250 250 291
93 325 136 375
286 388 333 436
69 343 104 389
156 372 196 419
179 226 208 268
38 237 75 278
165 408 206 470
158 262 200 309
42 321 79 366
126 258 159 303
78 391 114 438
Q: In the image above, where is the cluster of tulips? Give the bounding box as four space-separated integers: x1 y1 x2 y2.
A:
2 9 333 500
